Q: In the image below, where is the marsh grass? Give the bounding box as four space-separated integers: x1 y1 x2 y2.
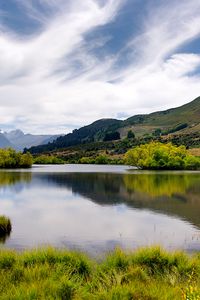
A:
0 246 200 299
0 216 11 237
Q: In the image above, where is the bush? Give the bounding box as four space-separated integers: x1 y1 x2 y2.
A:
79 157 95 164
79 155 124 165
19 152 33 168
95 155 110 164
125 142 200 170
34 155 65 164
0 148 33 168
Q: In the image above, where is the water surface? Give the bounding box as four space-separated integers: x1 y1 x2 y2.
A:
0 165 200 254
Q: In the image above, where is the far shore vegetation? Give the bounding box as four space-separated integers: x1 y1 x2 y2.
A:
33 153 124 165
0 246 200 299
1 140 200 170
30 140 200 170
33 155 65 165
0 148 33 168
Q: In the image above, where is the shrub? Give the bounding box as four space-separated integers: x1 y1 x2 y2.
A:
125 142 200 170
95 155 110 164
0 148 33 168
19 152 33 168
34 155 65 164
79 157 95 164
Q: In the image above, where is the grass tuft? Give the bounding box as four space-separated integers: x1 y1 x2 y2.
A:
0 246 200 299
0 215 12 237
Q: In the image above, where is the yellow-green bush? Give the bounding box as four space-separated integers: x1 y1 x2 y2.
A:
125 142 200 170
0 148 33 168
34 155 65 164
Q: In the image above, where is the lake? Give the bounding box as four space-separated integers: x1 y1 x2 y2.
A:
0 165 200 254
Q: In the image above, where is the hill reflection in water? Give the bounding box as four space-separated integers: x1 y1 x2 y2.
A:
0 167 200 253
35 172 200 228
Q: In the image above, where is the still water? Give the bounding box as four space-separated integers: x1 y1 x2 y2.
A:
0 165 200 254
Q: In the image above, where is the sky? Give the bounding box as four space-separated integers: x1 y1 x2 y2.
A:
0 0 200 134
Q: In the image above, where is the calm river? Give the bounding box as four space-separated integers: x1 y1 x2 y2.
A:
0 165 200 254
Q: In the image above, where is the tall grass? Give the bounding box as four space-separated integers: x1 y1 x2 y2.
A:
0 246 200 299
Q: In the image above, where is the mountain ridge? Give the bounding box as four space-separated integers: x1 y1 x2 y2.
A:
0 133 14 149
0 130 61 151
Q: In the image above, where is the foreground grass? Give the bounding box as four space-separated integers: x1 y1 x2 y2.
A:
0 247 200 299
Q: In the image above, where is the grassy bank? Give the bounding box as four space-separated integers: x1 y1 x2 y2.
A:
32 140 200 167
0 247 200 299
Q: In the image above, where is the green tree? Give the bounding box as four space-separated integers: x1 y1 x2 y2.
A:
95 155 109 164
20 152 33 167
153 128 162 137
127 130 135 139
103 131 120 141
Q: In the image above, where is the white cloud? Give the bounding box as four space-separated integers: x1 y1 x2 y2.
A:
0 0 200 134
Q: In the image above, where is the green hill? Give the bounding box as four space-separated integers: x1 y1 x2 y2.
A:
28 96 200 154
27 119 122 153
126 96 200 127
121 96 200 137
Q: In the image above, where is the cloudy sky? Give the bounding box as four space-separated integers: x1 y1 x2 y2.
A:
0 0 200 134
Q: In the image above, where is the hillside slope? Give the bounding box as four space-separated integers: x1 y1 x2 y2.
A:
28 96 200 154
125 96 200 127
120 96 200 137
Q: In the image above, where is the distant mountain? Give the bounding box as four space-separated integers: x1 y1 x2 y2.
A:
27 96 200 154
0 133 14 148
1 130 61 151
